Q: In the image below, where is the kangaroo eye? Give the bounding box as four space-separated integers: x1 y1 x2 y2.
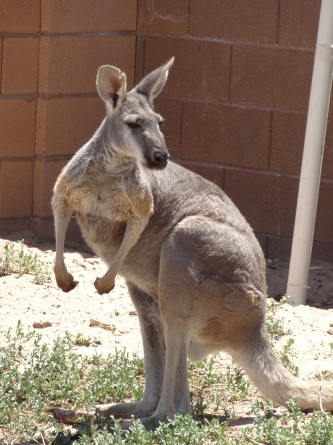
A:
126 122 141 129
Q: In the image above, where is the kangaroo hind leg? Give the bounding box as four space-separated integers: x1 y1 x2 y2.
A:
93 283 166 420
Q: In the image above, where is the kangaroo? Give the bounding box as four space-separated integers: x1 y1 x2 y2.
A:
52 58 333 428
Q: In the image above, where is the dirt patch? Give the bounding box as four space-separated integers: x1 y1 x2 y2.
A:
0 230 333 382
0 231 142 358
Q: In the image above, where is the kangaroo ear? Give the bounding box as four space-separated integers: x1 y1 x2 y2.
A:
96 65 127 111
135 57 174 105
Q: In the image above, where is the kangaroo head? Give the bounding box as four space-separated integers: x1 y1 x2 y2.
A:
96 58 174 169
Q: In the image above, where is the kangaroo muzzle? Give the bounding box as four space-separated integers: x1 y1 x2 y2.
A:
154 150 169 167
146 148 170 169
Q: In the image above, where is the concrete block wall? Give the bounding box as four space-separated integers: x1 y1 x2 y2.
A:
1 0 332 260
136 0 333 260
0 0 137 239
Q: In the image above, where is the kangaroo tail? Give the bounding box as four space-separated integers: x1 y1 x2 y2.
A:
231 324 333 411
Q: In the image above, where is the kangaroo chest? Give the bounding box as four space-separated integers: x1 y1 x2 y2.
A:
68 167 153 257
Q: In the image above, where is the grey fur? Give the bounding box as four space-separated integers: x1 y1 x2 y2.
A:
52 59 333 428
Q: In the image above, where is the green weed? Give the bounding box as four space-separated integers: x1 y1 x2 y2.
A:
188 355 250 420
74 333 92 347
241 397 333 445
1 322 332 444
0 322 144 443
315 370 333 381
266 296 292 341
0 239 50 284
278 337 299 377
265 296 300 376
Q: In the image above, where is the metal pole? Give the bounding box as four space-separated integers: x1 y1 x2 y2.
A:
287 0 333 306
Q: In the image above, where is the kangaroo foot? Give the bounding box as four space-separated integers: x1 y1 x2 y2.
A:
94 276 115 294
121 414 170 431
93 401 156 419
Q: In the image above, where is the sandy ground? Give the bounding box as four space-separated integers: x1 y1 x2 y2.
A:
0 230 333 383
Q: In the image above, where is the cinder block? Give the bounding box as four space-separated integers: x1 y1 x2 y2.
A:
35 97 105 156
271 112 333 180
182 102 271 169
135 36 146 84
31 217 84 244
312 240 333 263
0 100 36 158
323 117 333 180
279 0 320 48
39 35 136 94
30 217 55 242
231 45 313 111
0 0 40 33
2 37 39 94
266 236 333 264
255 233 268 257
154 98 183 158
41 0 137 33
0 40 2 89
0 160 33 218
266 236 292 260
138 0 189 36
271 111 305 176
33 159 67 218
316 182 333 244
266 236 333 265
224 169 298 237
0 219 31 232
144 37 231 101
190 0 278 43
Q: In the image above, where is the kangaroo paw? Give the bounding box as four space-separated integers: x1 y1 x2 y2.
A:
55 272 78 292
94 277 115 295
93 401 155 419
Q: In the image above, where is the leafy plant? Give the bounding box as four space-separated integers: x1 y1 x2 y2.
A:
242 397 333 445
266 296 292 341
0 323 144 443
74 333 92 347
315 370 333 381
1 323 332 444
0 239 50 284
278 337 299 377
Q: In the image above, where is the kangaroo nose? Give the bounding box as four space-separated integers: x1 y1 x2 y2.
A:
154 151 169 166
